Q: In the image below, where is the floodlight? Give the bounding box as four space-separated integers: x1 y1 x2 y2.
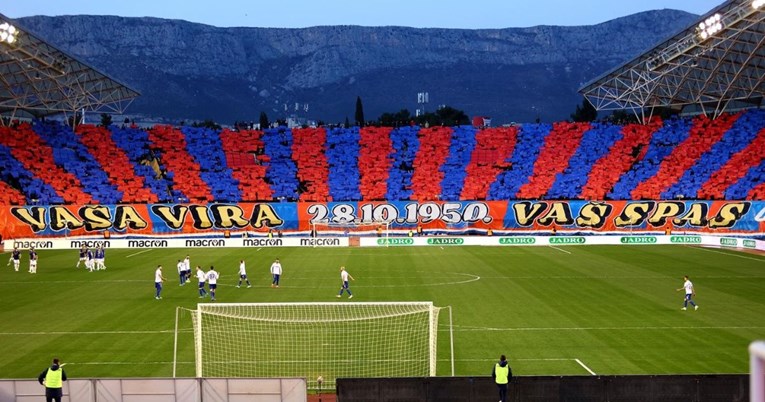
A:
697 13 724 41
754 0 765 9
0 21 17 45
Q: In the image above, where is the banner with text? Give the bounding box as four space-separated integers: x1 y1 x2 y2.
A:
1 200 763 239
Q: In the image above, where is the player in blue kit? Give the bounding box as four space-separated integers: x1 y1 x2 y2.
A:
75 246 87 268
8 247 21 271
28 247 38 274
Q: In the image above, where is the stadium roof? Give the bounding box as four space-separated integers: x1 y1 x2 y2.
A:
0 13 139 121
579 0 765 121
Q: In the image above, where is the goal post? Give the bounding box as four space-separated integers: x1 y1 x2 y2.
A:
751 341 765 402
311 219 389 240
181 302 451 389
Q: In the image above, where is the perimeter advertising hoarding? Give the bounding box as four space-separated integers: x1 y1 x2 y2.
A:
1 200 763 239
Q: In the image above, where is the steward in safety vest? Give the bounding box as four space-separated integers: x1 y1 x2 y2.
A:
492 354 513 402
38 358 67 402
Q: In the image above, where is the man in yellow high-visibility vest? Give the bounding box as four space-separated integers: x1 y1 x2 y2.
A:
491 354 512 402
38 357 67 402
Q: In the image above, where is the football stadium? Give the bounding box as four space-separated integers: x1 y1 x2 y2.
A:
1 1 765 401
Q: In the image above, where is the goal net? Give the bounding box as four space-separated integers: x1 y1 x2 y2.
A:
181 302 448 390
311 219 389 239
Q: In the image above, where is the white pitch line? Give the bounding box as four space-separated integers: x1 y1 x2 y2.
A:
691 246 765 262
548 245 571 254
0 330 174 336
575 358 596 376
126 249 152 258
452 325 765 331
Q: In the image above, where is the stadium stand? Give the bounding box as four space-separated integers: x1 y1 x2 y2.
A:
410 126 452 201
0 114 764 204
292 127 330 202
440 126 477 201
219 128 273 202
182 126 242 203
358 126 393 201
0 123 91 204
78 124 159 203
326 126 362 201
461 126 518 201
34 122 122 204
147 125 213 203
262 127 300 201
580 120 662 200
516 121 591 199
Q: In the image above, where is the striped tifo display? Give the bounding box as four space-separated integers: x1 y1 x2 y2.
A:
182 302 446 390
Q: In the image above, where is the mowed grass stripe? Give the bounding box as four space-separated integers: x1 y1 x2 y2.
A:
0 245 763 378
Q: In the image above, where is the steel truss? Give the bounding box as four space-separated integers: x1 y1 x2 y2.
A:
579 0 765 122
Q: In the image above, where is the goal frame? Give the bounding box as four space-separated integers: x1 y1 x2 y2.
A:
310 219 390 240
174 302 453 385
751 341 765 402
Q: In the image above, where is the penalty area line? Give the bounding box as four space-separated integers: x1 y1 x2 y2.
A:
548 245 571 254
575 358 596 376
126 249 152 258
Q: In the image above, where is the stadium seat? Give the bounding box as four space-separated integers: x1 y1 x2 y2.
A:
440 126 476 201
261 127 300 201
147 125 213 203
219 128 274 202
359 126 393 200
488 123 552 200
410 126 452 201
385 126 419 201
326 126 362 201
292 127 330 201
181 126 242 203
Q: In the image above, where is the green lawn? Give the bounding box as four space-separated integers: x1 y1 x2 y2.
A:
1 244 763 381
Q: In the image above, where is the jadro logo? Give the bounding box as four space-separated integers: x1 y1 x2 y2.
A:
743 240 756 248
549 237 585 244
620 236 657 244
719 238 738 247
378 238 413 246
499 237 536 245
427 238 464 245
670 235 701 244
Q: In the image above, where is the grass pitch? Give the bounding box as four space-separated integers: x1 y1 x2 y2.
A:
1 244 763 380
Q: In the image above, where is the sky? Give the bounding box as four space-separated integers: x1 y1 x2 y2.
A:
3 0 726 29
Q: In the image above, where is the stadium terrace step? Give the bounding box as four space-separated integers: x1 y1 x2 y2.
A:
359 126 393 200
461 126 517 201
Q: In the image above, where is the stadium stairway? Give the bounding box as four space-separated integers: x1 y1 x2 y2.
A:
0 123 91 204
461 126 518 201
547 122 622 200
77 125 158 203
386 126 419 201
292 127 330 202
219 128 273 202
147 125 213 203
609 117 694 200
181 126 242 203
410 126 452 201
109 126 175 203
488 123 551 200
516 121 591 199
580 120 661 200
440 125 477 201
358 126 393 201
261 127 300 201
326 126 362 201
0 142 58 204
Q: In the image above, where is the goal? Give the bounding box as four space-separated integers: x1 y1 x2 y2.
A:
310 219 389 239
176 302 452 389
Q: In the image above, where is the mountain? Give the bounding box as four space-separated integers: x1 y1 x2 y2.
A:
17 10 698 124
